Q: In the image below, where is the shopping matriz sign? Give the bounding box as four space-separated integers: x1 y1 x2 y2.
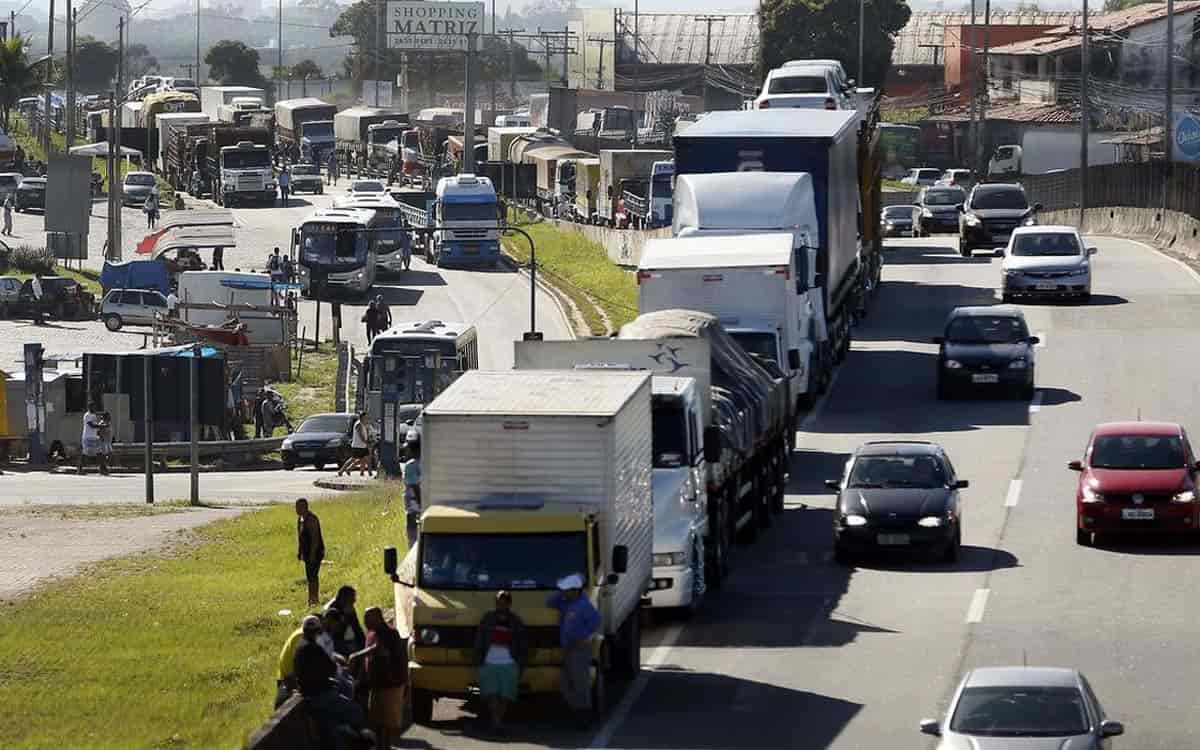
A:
387 1 485 52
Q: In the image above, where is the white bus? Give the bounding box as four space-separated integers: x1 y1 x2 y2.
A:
292 208 378 299
332 194 412 276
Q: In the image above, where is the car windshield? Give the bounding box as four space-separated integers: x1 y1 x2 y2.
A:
883 206 912 218
652 400 690 469
0 176 18 188
848 455 946 489
1090 434 1185 470
950 685 1090 737
946 315 1029 344
925 189 964 206
352 181 385 193
769 75 827 94
420 532 588 590
972 188 1028 210
916 169 939 180
125 174 155 186
298 415 354 434
1012 233 1082 257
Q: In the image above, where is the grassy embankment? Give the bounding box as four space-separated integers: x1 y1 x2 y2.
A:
8 119 173 196
503 209 637 336
0 488 404 750
273 346 340 425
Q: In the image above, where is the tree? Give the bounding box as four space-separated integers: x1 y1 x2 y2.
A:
204 40 267 87
758 0 911 88
124 44 159 80
0 34 40 131
292 59 324 80
72 36 120 94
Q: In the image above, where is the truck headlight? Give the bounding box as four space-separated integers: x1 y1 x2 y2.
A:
281 439 293 450
943 359 963 369
653 551 687 567
326 438 342 448
1172 489 1196 503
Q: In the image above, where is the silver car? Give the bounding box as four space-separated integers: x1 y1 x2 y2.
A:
921 666 1124 749
1001 226 1096 303
100 288 169 330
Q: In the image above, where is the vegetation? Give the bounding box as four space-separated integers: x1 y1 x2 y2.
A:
0 34 41 132
273 346 340 425
70 37 120 94
291 59 324 81
0 489 405 750
205 40 269 88
758 0 911 88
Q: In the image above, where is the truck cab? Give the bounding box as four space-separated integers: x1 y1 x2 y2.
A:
300 120 336 164
647 160 674 227
432 174 501 268
367 120 406 169
215 140 275 207
988 144 1022 177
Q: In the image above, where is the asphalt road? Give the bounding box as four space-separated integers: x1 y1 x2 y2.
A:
399 233 1200 750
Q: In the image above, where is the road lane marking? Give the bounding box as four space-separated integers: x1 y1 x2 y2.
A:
1119 237 1200 286
1028 391 1044 414
586 622 685 750
966 588 990 623
1005 479 1022 507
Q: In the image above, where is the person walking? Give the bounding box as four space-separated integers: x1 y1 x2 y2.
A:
2 192 13 236
211 245 224 271
278 166 291 206
350 607 408 749
144 193 158 228
547 574 601 727
337 412 373 477
78 404 106 475
475 590 527 735
374 294 391 333
31 273 44 325
327 152 340 186
296 498 326 606
267 247 282 278
403 439 422 549
362 299 379 342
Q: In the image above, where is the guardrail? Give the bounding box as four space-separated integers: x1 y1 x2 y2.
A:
109 435 284 461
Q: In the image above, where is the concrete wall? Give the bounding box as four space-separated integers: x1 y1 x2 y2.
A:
1042 206 1200 260
548 219 672 268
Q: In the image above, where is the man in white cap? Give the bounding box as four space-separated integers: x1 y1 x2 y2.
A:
546 572 601 726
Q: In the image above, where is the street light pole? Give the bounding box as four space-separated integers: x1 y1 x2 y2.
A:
43 0 54 155
857 0 864 90
503 225 538 336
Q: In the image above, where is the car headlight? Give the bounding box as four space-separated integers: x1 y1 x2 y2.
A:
965 214 980 226
653 551 688 567
415 627 440 645
922 208 933 218
1068 266 1089 276
1008 359 1028 369
281 439 293 450
1081 485 1105 503
326 438 342 448
885 221 895 227
917 516 945 528
355 272 364 280
843 513 868 527
944 359 963 369
1172 489 1196 503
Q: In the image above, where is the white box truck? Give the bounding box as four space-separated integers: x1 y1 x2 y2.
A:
176 270 284 344
383 369 653 724
199 85 267 121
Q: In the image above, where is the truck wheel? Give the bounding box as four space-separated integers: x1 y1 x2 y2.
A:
706 500 731 588
410 689 434 725
613 611 641 680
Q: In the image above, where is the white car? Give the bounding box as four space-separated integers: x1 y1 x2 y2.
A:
347 179 387 196
755 62 853 110
100 288 170 330
901 168 942 187
0 172 22 199
1000 225 1096 303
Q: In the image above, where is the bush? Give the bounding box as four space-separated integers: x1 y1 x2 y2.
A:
5 245 56 275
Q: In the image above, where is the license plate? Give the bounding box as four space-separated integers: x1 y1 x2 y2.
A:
297 451 314 458
877 533 910 546
972 373 1000 384
464 245 480 254
1122 508 1155 520
1036 282 1058 290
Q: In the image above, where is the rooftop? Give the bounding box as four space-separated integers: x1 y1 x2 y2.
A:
927 102 1079 124
617 12 758 66
991 1 1200 56
891 10 1083 66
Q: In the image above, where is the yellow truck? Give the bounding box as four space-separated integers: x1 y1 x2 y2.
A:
384 369 653 724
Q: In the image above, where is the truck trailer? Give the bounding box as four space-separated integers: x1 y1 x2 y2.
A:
334 107 409 175
597 149 672 226
275 98 337 164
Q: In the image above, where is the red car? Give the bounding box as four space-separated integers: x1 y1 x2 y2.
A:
1070 421 1200 546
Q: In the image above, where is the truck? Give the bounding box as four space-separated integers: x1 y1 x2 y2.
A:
526 145 594 214
383 368 653 724
673 107 883 401
573 157 601 223
394 174 501 268
199 86 267 122
217 97 268 126
169 124 274 205
275 98 337 164
597 149 673 226
120 101 142 129
155 112 210 173
487 126 536 161
334 107 410 174
621 159 674 229
987 130 1119 177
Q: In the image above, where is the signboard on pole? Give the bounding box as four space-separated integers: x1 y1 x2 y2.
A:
362 81 395 108
1173 110 1200 163
386 1 485 52
45 154 92 234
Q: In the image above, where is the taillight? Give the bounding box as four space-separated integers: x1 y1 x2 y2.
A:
758 100 770 109
637 271 659 284
824 98 836 110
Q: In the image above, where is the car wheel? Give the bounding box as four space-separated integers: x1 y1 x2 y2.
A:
282 460 295 471
1076 528 1092 546
103 314 122 331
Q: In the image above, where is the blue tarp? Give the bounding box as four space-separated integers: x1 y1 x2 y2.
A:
100 259 170 295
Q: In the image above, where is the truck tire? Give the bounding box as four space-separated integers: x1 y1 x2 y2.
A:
410 689 434 725
613 611 641 681
706 497 731 588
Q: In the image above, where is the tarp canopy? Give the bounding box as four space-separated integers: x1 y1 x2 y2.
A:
135 209 236 256
69 142 143 158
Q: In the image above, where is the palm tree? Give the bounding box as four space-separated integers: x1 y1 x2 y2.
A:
0 35 41 132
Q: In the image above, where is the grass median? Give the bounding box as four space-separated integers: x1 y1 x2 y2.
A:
0 488 404 750
273 346 340 425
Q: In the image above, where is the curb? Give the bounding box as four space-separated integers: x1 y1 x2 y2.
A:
498 249 582 340
313 476 389 491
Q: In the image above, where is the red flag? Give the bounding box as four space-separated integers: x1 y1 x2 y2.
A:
136 228 169 255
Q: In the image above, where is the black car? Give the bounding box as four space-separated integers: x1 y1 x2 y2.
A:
934 305 1038 400
912 185 966 237
880 205 915 237
17 276 97 320
14 177 47 211
958 183 1041 257
280 412 357 471
826 441 968 563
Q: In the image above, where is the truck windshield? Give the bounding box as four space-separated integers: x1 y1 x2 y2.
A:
442 202 497 221
223 150 270 169
729 332 780 367
372 127 403 144
374 227 408 256
651 174 673 193
301 227 367 267
652 401 690 469
302 122 334 139
420 532 588 590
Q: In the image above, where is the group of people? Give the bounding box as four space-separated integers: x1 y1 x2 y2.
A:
267 247 296 284
362 295 393 341
254 385 294 438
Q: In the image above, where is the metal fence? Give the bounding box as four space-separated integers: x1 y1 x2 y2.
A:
1023 162 1200 220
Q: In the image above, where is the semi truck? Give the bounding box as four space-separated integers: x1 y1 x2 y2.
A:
597 149 672 226
673 106 883 402
275 98 337 164
155 112 210 173
621 159 674 229
217 97 269 126
199 86 267 122
383 368 653 724
394 174 501 268
333 107 409 174
168 124 274 205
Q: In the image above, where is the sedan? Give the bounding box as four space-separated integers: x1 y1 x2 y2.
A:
935 305 1038 400
280 413 357 471
1001 226 1095 303
122 171 158 207
901 167 941 187
1070 421 1200 546
14 177 46 211
880 205 915 237
826 440 967 563
920 666 1124 748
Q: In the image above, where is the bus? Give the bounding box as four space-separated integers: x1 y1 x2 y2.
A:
333 194 413 276
879 122 922 180
292 208 378 299
363 320 479 474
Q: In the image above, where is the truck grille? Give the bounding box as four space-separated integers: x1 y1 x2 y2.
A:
235 176 264 191
452 229 488 240
418 624 560 649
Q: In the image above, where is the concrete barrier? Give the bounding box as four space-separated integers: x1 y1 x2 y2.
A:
547 219 671 268
244 694 321 750
1040 206 1200 259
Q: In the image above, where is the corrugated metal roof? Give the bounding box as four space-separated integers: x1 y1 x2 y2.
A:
618 12 758 66
993 1 1200 57
990 34 1084 56
928 102 1079 124
891 10 1083 66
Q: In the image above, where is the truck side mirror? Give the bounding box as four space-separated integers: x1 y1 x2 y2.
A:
787 348 802 371
383 546 398 575
1033 202 1044 212
703 425 722 464
611 544 628 574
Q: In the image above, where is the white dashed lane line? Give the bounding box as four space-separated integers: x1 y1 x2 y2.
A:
966 588 991 624
1005 479 1023 508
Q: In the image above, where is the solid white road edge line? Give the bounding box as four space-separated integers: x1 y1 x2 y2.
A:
1005 479 1023 508
1028 391 1044 414
586 622 686 750
966 588 991 624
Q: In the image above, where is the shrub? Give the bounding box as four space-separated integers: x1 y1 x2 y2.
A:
7 245 56 275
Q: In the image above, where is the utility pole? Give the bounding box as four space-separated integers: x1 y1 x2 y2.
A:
1079 0 1089 227
464 32 477 173
967 0 976 172
976 0 991 174
278 0 283 97
106 90 116 261
374 0 382 106
561 25 569 86
66 1 75 149
489 0 496 123
112 16 125 261
1164 0 1175 209
857 0 865 91
499 28 523 99
43 0 55 155
587 35 614 89
694 15 725 108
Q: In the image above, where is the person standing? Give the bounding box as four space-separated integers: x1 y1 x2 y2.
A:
166 289 179 318
350 607 408 749
2 192 13 236
327 152 339 186
296 498 326 606
337 412 373 477
281 255 295 284
97 410 113 473
375 294 391 333
144 193 158 228
267 247 282 278
362 299 379 342
211 245 224 271
278 166 291 206
31 273 44 325
78 404 104 475
403 439 422 549
475 591 527 735
547 574 601 727
324 585 366 655
293 616 373 746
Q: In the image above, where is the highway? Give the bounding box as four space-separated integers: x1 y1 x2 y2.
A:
401 233 1200 749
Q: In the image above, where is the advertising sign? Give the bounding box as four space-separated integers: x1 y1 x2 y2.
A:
1173 110 1200 163
386 1 485 52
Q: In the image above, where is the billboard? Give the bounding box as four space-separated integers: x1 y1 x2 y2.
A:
386 1 485 52
45 154 92 234
1173 110 1200 163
